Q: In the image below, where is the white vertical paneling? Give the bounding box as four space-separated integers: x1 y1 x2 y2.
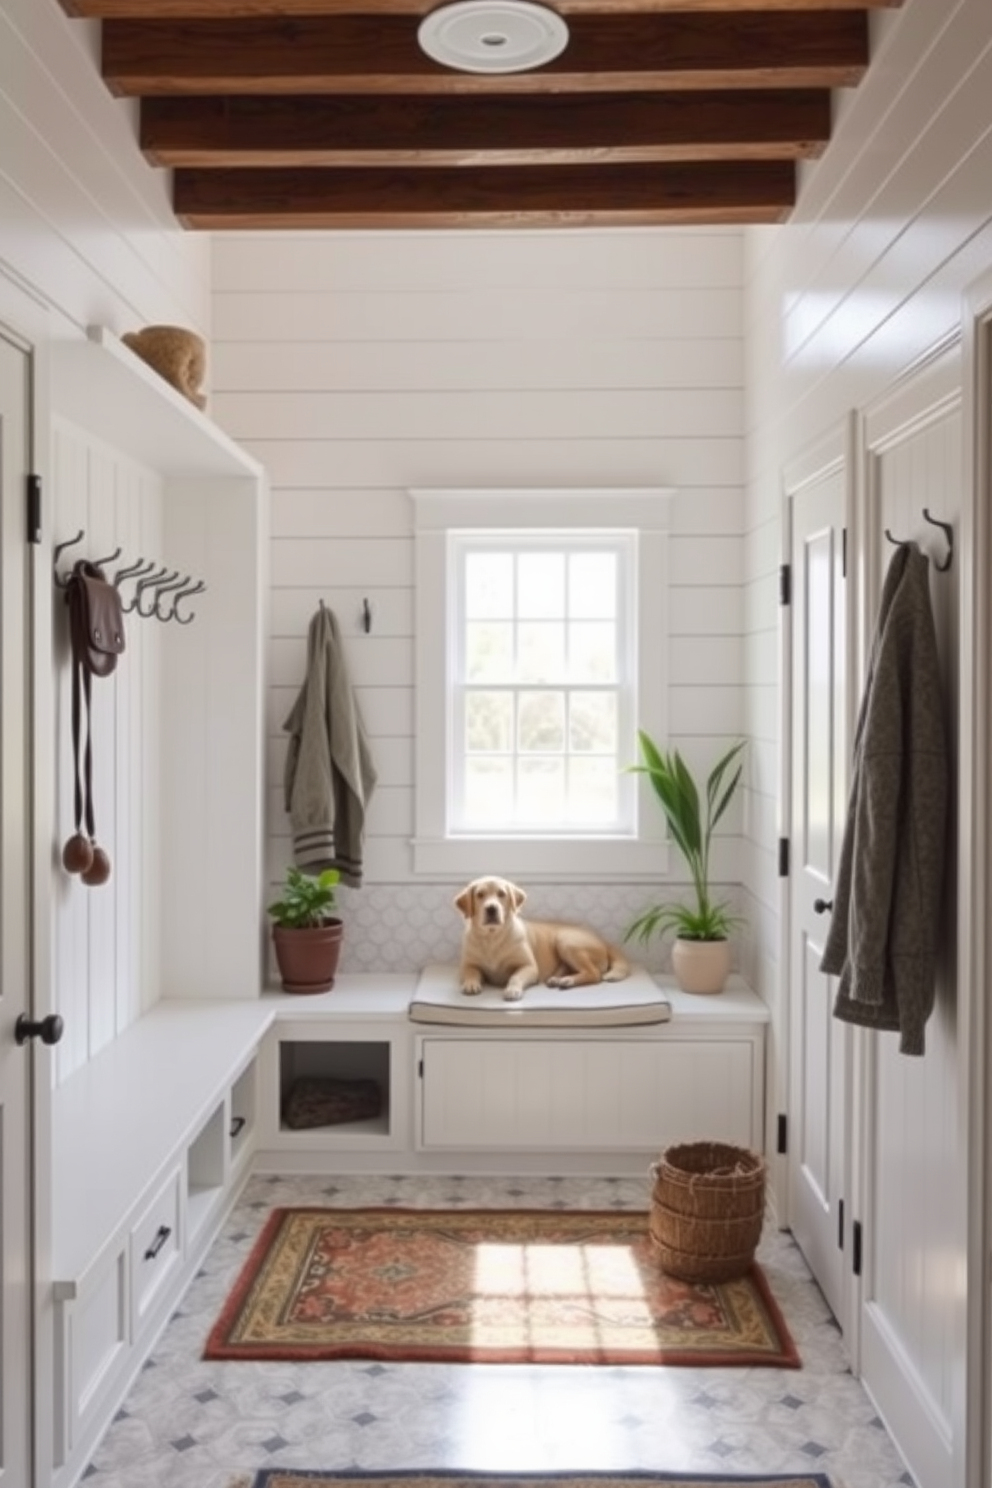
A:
211 229 747 939
420 1037 755 1150
53 431 91 1082
51 423 165 1079
84 442 121 1059
858 378 962 1484
159 476 268 1001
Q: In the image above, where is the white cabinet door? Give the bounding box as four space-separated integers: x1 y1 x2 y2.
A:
419 1038 756 1150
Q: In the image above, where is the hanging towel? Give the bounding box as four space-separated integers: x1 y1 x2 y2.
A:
820 542 948 1056
283 605 377 888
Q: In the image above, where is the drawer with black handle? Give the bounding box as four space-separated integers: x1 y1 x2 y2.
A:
129 1167 182 1334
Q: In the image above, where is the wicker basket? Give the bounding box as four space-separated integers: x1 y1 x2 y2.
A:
649 1140 766 1283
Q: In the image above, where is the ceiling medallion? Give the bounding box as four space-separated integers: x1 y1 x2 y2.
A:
417 0 569 75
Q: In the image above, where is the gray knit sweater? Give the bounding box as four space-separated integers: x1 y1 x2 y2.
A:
283 605 377 888
820 543 948 1056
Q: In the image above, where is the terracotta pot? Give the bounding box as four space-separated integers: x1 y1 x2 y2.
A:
671 937 731 995
272 920 343 994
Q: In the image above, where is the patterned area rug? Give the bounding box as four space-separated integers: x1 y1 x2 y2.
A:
205 1208 800 1367
247 1472 832 1488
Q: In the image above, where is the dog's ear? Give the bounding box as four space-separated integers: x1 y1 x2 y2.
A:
507 881 527 911
454 885 474 918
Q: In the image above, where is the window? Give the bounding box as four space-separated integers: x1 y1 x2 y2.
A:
412 488 672 879
453 535 632 834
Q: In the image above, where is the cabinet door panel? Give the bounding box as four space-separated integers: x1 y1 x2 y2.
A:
420 1038 754 1150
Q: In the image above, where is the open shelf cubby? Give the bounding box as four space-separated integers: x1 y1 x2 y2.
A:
186 1103 227 1244
278 1039 392 1138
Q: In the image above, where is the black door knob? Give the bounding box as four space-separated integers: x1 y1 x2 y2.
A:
813 898 834 915
15 1013 65 1046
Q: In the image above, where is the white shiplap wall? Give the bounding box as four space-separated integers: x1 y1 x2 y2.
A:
212 229 747 972
743 0 992 1009
743 2 992 1485
0 0 210 340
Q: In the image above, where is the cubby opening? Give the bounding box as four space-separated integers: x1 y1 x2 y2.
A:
186 1103 226 1244
278 1039 391 1137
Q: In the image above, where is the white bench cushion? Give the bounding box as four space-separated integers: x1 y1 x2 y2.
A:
409 961 672 1027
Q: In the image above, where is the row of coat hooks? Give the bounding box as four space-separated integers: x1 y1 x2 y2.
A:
885 507 954 573
53 529 206 624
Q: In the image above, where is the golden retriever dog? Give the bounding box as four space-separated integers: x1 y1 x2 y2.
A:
454 875 631 1002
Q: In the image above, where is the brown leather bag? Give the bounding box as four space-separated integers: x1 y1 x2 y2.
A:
61 560 126 885
68 561 126 678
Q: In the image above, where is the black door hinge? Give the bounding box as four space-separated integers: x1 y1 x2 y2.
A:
418 1058 424 1079
779 563 791 605
778 837 789 877
776 1114 787 1155
842 526 847 578
27 474 41 544
838 1197 845 1250
852 1219 863 1277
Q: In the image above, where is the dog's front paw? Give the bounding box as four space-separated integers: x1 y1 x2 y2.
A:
546 974 576 989
461 979 483 996
502 984 525 1002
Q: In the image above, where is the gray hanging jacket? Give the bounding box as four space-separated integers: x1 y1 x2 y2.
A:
283 605 377 888
820 542 948 1056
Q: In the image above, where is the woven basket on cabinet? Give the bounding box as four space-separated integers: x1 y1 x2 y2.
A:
649 1140 766 1283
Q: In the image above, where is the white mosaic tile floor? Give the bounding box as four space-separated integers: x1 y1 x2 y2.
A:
81 1173 916 1488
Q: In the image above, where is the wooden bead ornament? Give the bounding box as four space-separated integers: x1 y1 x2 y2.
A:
81 844 112 887
62 832 94 875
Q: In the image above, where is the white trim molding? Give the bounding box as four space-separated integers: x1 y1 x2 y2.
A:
410 487 674 881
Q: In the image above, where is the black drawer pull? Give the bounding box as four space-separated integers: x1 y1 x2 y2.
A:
813 897 834 915
230 1115 246 1138
144 1225 172 1261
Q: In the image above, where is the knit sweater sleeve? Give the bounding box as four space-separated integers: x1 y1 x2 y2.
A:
842 733 902 1005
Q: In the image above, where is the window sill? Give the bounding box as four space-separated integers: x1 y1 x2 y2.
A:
411 836 670 880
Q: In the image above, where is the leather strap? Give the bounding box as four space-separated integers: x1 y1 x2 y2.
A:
69 632 95 842
64 560 123 871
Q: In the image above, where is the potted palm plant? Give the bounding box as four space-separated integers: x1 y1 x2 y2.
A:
627 733 745 994
268 866 343 994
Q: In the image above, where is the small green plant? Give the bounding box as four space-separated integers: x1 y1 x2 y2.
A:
267 866 341 929
626 733 746 944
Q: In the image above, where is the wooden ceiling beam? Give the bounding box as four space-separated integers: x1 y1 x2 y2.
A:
141 89 832 167
102 13 868 96
173 159 796 227
63 0 900 15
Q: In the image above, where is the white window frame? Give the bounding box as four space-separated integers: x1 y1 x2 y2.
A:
411 487 673 880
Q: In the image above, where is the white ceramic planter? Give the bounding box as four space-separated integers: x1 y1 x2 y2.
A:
671 937 731 995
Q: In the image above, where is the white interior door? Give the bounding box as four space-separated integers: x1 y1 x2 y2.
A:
785 437 851 1330
855 349 961 1488
0 329 35 1485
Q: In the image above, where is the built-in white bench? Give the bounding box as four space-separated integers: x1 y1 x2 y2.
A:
51 1001 273 1486
255 971 769 1175
51 972 768 1488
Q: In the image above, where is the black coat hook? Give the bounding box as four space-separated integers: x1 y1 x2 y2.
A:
173 580 206 626
53 529 85 587
92 545 123 571
922 508 953 571
884 508 953 572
